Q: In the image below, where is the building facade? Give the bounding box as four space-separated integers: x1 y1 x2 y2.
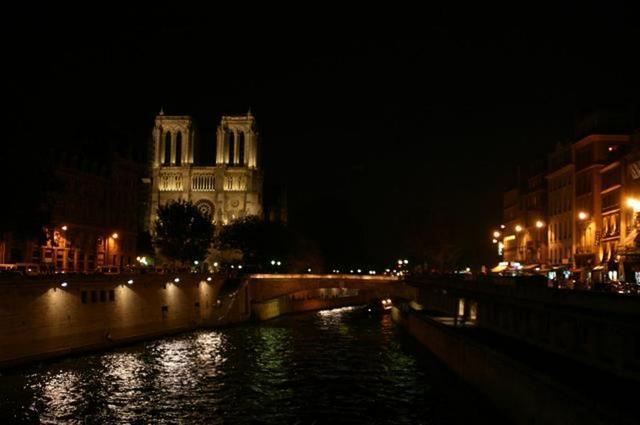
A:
148 111 263 228
0 151 140 272
547 143 574 266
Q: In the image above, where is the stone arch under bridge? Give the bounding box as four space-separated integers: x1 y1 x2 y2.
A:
246 274 416 302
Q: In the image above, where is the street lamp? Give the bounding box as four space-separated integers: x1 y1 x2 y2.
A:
627 197 640 212
576 211 591 256
493 230 501 238
515 225 523 233
534 220 545 262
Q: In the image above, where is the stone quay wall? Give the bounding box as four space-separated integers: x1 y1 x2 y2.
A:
392 305 634 425
0 274 251 368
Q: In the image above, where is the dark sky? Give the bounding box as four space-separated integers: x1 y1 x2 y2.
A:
5 4 639 269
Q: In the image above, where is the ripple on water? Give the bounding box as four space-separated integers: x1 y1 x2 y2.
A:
0 308 498 424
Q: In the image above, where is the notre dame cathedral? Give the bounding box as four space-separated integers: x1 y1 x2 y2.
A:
148 110 263 228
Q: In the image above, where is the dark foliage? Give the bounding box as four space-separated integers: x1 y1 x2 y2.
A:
153 200 214 265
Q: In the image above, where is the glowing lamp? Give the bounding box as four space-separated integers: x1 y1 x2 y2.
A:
111 233 119 239
535 220 544 228
127 279 134 284
61 225 68 231
627 198 640 211
578 211 588 220
61 282 68 287
515 225 523 232
493 231 501 238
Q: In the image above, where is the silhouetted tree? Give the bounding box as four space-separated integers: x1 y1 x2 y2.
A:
214 216 324 272
153 200 214 266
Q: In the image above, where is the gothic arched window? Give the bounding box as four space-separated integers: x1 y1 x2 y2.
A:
227 131 235 165
175 131 182 165
163 132 171 165
238 131 245 165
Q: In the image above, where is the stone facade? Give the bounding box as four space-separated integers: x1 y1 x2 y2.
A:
148 111 263 228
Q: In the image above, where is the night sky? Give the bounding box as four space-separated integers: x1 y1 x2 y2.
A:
5 5 639 269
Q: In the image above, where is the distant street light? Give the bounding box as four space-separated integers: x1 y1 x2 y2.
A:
535 220 545 228
578 211 589 220
111 232 119 239
61 225 68 231
493 231 501 238
515 225 523 232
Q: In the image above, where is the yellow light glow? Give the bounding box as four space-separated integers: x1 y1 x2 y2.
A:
503 235 515 241
535 220 544 228
61 225 68 231
515 225 523 232
492 238 498 244
111 233 119 239
578 211 588 220
493 231 501 238
627 198 640 212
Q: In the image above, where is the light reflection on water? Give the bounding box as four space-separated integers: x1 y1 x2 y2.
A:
0 307 497 424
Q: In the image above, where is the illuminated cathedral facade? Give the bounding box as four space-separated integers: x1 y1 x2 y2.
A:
148 110 263 228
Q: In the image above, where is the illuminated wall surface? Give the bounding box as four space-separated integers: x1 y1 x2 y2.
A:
0 275 250 367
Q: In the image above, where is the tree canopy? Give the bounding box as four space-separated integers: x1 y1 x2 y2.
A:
153 200 214 265
214 215 323 272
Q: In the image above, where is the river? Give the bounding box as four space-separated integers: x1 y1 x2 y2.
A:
0 306 499 424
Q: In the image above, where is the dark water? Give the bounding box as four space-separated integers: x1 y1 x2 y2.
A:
0 307 498 424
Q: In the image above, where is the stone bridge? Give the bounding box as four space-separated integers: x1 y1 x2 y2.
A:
247 274 415 301
245 274 417 320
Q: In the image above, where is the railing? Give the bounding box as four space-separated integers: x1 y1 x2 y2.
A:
192 173 215 191
158 172 183 192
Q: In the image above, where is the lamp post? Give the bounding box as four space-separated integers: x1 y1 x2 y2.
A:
535 220 545 263
577 211 590 255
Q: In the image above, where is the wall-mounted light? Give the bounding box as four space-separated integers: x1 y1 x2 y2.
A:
515 225 523 232
111 233 119 239
207 277 212 282
535 220 545 228
127 279 134 285
578 211 589 220
61 225 68 231
174 277 180 283
61 282 68 288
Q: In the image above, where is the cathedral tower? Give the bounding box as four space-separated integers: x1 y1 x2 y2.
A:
148 110 263 231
